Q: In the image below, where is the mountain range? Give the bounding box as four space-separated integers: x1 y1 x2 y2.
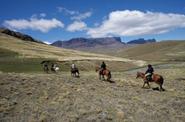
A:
51 37 156 49
127 38 156 44
0 28 156 49
51 37 125 49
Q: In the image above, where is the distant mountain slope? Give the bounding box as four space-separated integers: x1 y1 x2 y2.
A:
0 28 43 44
0 33 146 67
127 38 156 44
51 37 125 49
117 40 185 62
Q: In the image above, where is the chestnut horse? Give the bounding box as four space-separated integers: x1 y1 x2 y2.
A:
136 72 165 91
95 66 111 81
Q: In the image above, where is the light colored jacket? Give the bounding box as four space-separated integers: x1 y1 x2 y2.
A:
71 64 76 69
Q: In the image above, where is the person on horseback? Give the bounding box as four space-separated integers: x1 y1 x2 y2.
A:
100 61 106 74
71 63 80 77
71 63 76 70
43 63 49 73
145 64 154 81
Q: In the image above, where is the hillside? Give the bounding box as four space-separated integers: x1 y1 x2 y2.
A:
0 33 147 72
1 63 185 121
116 41 185 63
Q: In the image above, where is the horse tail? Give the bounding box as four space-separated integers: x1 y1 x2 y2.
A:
108 71 111 79
160 76 164 85
160 76 165 91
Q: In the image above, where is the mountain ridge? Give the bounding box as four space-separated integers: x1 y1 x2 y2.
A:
51 37 125 49
127 38 156 44
51 37 157 50
0 27 44 44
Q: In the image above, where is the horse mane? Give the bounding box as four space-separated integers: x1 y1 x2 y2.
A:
137 71 145 75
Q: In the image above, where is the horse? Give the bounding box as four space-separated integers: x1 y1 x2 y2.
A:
43 64 49 73
136 72 165 91
95 66 111 81
71 68 80 77
51 66 60 73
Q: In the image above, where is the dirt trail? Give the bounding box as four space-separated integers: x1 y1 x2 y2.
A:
0 69 185 122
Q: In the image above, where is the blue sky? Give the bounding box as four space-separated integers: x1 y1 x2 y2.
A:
1 0 185 43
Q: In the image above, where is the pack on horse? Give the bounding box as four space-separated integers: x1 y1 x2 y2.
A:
51 63 60 73
136 72 165 91
71 63 80 77
41 61 59 73
95 62 111 81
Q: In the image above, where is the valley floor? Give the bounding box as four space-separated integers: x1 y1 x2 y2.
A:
0 65 185 122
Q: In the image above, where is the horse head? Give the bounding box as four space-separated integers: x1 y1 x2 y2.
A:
95 66 100 72
136 72 144 79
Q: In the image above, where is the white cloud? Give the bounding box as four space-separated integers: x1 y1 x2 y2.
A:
87 10 185 37
67 21 87 32
43 41 52 44
31 13 46 19
4 18 64 33
71 11 92 20
40 13 46 17
57 6 92 21
57 7 79 15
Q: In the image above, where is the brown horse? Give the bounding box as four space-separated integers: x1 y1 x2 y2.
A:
136 72 165 91
95 66 111 81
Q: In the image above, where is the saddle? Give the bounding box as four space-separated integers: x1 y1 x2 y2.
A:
145 73 153 81
100 69 106 74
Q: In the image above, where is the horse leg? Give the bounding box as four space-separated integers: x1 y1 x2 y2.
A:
46 67 49 73
142 79 148 88
107 72 111 81
102 75 105 80
159 84 165 91
77 71 80 77
99 73 101 80
147 82 150 88
142 82 146 88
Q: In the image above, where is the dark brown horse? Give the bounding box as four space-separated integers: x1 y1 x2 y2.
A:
71 68 80 77
136 72 165 91
95 66 111 81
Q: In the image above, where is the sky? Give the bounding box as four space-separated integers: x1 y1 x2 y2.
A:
1 0 185 44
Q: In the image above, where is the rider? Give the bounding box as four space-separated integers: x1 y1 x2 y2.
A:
44 63 49 72
71 63 76 70
145 64 154 81
101 61 106 73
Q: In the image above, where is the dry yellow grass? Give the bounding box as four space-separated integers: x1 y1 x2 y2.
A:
117 41 185 62
0 33 146 66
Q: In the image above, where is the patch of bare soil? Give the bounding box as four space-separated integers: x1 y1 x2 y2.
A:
0 69 185 122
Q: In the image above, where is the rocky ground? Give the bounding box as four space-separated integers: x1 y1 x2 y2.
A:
0 65 185 122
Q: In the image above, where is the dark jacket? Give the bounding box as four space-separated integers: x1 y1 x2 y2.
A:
145 67 154 74
101 63 106 69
